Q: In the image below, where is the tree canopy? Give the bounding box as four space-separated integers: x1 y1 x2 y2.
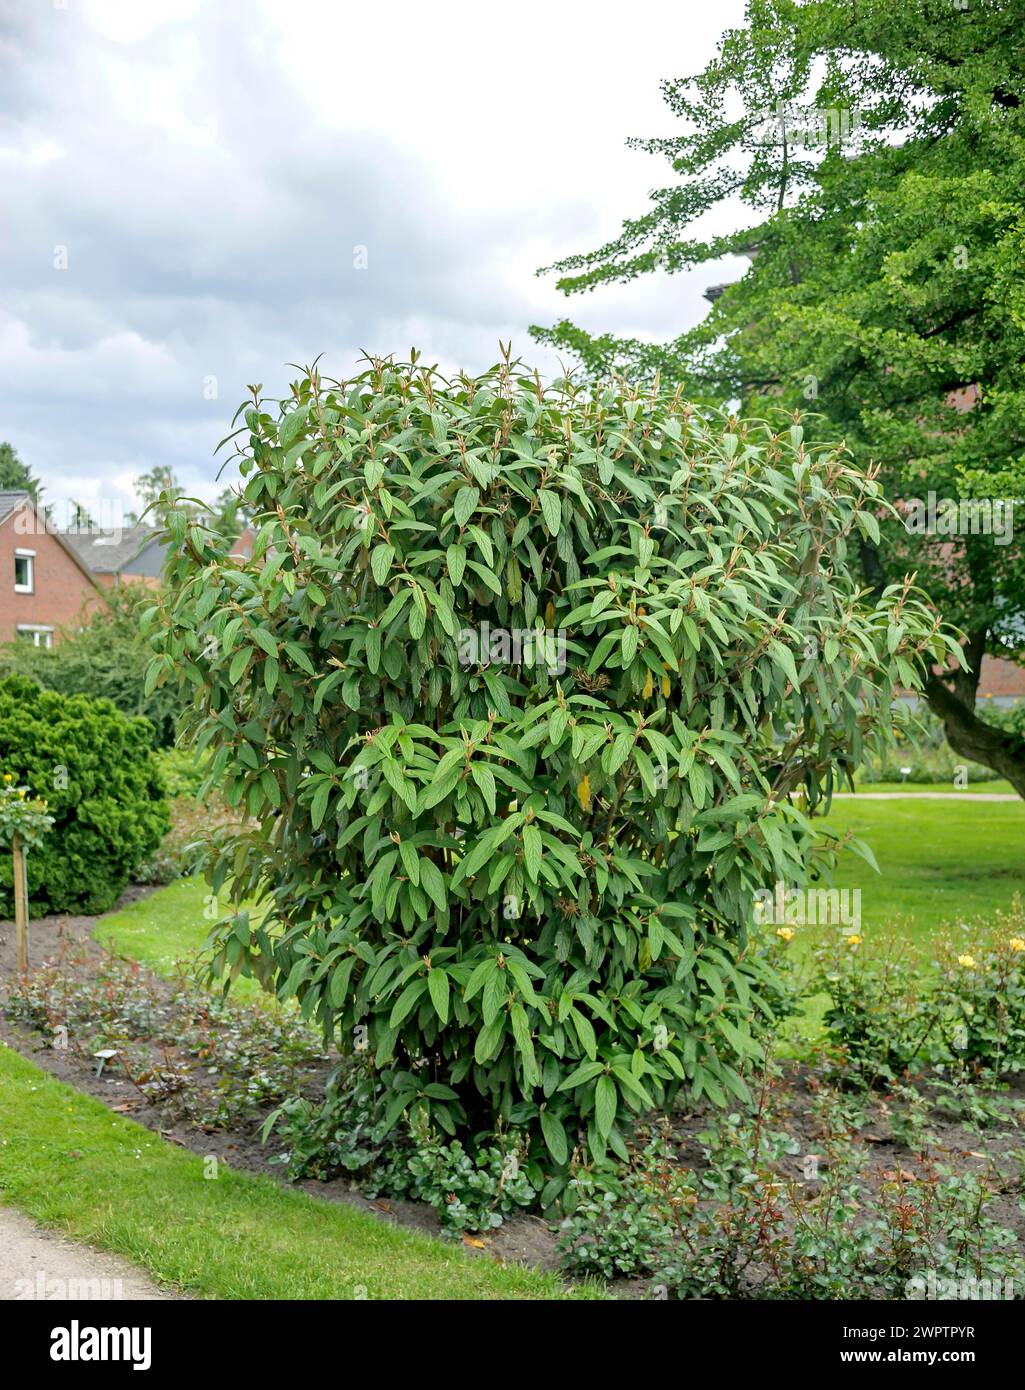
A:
534 0 1025 794
0 442 42 503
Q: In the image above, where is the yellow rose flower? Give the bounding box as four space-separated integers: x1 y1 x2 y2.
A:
958 954 976 969
1009 938 1025 953
776 926 795 942
846 933 862 947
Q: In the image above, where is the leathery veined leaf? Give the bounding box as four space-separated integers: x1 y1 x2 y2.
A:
390 977 428 1028
540 1108 568 1166
522 823 542 882
594 1074 617 1141
428 967 450 1025
510 1003 539 1084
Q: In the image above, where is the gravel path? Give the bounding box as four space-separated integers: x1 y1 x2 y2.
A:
0 1206 168 1301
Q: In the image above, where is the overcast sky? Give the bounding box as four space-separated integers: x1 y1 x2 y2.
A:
1 0 748 523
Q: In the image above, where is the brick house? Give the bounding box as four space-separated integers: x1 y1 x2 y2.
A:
0 490 103 647
974 653 1025 707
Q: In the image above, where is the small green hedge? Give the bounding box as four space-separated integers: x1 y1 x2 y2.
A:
0 675 169 916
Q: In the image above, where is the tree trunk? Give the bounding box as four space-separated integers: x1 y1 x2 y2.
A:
12 832 28 972
922 628 1025 799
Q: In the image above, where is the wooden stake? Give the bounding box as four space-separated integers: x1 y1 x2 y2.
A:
12 831 28 972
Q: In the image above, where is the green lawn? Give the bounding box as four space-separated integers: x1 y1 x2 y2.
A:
96 877 213 974
0 1046 595 1300
97 877 264 998
815 795 1025 948
845 780 1014 795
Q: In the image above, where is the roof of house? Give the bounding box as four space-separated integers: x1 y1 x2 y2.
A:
60 525 166 574
0 489 33 525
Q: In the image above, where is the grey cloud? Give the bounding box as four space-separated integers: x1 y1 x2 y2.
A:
0 0 731 513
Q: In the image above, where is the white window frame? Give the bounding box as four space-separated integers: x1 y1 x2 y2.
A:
16 624 53 649
14 548 35 594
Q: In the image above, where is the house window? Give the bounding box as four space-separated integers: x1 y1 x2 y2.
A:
14 549 35 593
16 625 53 649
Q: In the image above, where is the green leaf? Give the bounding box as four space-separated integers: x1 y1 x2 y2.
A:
474 1015 505 1065
419 859 448 912
446 544 467 586
329 956 356 1008
398 839 420 885
371 543 394 585
538 489 561 536
428 967 450 1025
540 1108 568 1166
228 647 251 685
522 823 542 882
389 977 427 1028
310 780 331 830
594 1075 617 1141
454 485 480 528
510 1003 538 1085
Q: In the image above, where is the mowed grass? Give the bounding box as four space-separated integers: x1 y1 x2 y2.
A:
845 780 1014 796
97 877 264 998
0 1046 596 1301
813 795 1025 949
777 793 1025 1050
96 876 216 975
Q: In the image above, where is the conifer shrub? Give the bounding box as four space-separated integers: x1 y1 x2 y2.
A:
0 675 169 915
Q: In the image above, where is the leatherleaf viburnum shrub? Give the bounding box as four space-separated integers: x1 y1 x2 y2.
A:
150 352 958 1177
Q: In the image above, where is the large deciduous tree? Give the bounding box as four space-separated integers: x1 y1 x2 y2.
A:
533 0 1025 795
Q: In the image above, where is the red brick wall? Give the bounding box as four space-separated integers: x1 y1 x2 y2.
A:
0 503 103 643
977 655 1025 699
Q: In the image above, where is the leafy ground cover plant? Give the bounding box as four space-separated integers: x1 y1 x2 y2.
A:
150 352 957 1177
265 1060 543 1234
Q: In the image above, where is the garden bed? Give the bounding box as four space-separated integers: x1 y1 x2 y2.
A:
0 903 566 1278
3 896 1025 1298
